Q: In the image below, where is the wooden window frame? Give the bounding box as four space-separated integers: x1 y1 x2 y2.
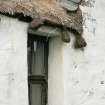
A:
28 33 49 105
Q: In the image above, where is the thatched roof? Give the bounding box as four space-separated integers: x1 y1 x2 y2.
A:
0 0 83 34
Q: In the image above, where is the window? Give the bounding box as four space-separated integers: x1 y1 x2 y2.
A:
28 34 49 105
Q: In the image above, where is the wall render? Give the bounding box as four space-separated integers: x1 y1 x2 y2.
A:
0 15 28 105
63 0 105 105
0 1 105 105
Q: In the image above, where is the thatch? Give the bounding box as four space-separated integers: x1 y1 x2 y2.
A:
0 0 83 34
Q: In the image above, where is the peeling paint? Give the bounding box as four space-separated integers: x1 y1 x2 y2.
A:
82 12 97 35
81 0 95 7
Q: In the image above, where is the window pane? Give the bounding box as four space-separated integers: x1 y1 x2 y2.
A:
28 46 32 75
28 35 48 105
32 41 45 76
30 84 42 105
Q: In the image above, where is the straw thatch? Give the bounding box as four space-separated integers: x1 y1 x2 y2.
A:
0 0 83 34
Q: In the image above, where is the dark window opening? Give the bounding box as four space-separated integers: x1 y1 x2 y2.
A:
28 34 49 105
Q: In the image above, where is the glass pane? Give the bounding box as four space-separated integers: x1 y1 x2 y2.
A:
31 84 42 105
32 41 45 76
28 46 32 75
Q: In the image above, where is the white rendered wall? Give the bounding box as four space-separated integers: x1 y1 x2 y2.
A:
63 0 105 105
0 1 105 105
0 15 28 105
48 37 64 105
48 1 105 105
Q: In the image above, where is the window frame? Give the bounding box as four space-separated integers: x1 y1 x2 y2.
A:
28 33 49 105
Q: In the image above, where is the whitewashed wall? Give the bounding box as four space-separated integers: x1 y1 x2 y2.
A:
48 37 64 105
63 0 105 105
0 0 105 105
49 1 105 105
0 15 28 105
